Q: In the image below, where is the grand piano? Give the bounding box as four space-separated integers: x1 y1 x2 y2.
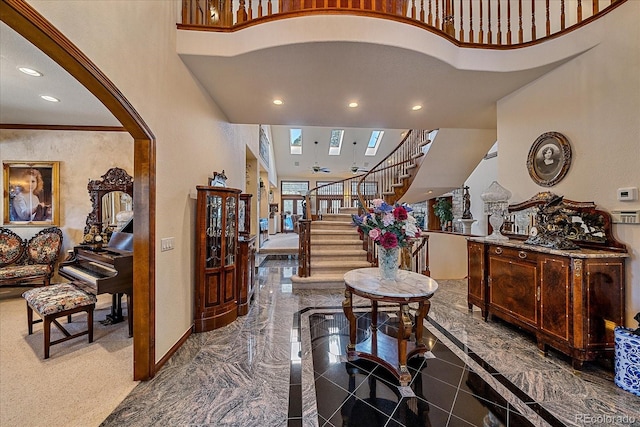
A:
60 220 133 337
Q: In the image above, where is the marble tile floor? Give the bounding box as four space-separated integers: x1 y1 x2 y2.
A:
102 257 639 427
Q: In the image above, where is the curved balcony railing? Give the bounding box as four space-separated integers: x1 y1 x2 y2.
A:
180 0 626 47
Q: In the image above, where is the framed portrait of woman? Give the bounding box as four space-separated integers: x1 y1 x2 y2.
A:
526 132 572 187
3 161 60 225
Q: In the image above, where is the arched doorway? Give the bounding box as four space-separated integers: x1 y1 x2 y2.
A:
1 0 156 380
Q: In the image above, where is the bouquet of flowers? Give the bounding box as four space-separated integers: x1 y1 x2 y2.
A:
351 199 421 249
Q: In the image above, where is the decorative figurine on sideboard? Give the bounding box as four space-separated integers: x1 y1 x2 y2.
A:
462 186 473 219
458 186 477 234
525 195 579 250
209 170 227 187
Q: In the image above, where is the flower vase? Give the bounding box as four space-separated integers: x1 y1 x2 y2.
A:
378 246 400 280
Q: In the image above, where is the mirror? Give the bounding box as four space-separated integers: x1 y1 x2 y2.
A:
85 167 133 235
102 191 133 230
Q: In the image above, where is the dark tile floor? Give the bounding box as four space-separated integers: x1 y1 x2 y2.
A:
304 310 534 427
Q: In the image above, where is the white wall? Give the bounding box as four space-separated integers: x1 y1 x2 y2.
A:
464 142 498 236
26 0 255 360
424 232 469 280
0 130 133 260
497 2 640 327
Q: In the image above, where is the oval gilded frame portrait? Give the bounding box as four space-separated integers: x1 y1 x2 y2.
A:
526 131 572 187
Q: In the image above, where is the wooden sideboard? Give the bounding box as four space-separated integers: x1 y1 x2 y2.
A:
467 192 628 369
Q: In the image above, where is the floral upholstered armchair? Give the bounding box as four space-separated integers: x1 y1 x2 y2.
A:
0 227 63 287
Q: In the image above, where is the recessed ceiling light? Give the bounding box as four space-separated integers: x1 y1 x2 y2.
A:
427 190 433 194
273 99 283 105
40 95 60 103
412 105 423 111
18 67 43 77
348 102 358 108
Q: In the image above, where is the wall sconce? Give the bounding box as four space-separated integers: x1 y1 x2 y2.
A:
481 181 512 241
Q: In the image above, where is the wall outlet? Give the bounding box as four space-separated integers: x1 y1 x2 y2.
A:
161 237 175 251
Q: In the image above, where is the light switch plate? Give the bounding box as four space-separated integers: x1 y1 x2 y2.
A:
161 237 175 251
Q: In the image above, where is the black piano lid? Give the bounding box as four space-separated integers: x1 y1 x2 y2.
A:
108 217 133 252
120 217 133 233
108 232 133 252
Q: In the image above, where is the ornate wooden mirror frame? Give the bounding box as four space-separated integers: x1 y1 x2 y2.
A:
85 167 133 234
501 192 627 252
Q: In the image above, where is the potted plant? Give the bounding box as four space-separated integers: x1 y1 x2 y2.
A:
433 197 453 231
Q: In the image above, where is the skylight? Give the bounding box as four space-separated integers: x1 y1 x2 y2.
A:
290 128 302 155
365 130 384 156
328 129 344 155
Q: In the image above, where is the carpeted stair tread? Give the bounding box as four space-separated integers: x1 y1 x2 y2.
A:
313 220 355 227
311 230 360 236
290 274 347 289
310 260 371 269
310 249 367 255
311 239 362 248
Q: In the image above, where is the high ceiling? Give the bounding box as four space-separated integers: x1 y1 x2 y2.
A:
2 17 583 200
0 22 120 127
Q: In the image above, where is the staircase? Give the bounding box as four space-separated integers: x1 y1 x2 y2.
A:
294 130 435 289
291 207 369 289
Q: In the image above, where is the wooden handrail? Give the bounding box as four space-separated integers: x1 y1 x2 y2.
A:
180 0 627 48
355 129 433 208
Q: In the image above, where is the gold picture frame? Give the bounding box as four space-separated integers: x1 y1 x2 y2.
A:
3 161 60 226
526 132 572 187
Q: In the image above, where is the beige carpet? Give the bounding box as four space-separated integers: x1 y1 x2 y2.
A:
0 287 137 427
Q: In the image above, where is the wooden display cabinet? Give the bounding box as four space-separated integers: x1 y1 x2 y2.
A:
239 193 252 238
467 193 628 369
237 235 256 316
194 186 241 332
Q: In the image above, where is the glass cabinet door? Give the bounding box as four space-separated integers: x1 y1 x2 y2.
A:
238 198 246 234
205 195 223 268
225 195 237 266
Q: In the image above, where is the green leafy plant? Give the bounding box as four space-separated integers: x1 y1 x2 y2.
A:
433 197 453 227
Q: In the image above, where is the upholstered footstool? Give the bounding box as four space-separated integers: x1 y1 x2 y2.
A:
22 283 97 359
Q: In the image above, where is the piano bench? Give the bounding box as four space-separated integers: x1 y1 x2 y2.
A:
22 283 97 359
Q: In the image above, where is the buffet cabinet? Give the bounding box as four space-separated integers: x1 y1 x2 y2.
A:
468 238 627 369
194 186 241 332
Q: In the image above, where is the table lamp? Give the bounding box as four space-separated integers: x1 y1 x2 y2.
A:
481 181 512 241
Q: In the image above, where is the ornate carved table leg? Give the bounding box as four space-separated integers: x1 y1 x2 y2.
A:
414 299 431 351
343 288 356 359
371 300 378 356
398 303 413 386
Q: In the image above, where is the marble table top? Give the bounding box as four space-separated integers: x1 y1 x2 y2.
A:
343 268 438 299
467 236 629 258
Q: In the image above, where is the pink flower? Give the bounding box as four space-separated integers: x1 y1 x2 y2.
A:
372 199 384 208
380 232 398 249
382 213 395 227
368 228 381 240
